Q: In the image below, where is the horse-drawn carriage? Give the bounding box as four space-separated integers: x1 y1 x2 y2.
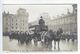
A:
9 16 63 50
29 16 63 50
29 24 48 46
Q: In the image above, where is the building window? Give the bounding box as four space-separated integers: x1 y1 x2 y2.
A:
16 23 17 25
12 27 13 29
6 27 8 30
16 27 17 29
16 19 17 22
6 18 8 21
12 19 13 21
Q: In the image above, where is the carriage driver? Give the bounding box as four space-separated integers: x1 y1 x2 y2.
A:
39 16 45 31
39 16 47 42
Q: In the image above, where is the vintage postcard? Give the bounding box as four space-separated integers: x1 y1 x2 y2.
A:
2 4 77 52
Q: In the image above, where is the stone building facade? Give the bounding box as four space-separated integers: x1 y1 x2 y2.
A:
3 8 29 35
48 4 77 33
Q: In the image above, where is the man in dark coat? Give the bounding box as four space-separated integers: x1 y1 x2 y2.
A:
39 16 45 31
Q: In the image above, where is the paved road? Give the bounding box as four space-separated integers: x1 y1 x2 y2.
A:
3 36 77 52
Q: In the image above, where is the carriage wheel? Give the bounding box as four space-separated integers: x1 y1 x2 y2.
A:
20 40 24 44
25 40 29 45
34 38 38 46
34 40 37 46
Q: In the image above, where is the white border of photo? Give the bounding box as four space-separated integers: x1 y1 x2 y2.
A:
0 0 80 54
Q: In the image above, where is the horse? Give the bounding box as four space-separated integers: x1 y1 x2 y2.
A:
43 28 63 50
42 30 54 50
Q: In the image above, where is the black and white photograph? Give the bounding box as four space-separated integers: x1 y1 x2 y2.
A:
3 4 77 52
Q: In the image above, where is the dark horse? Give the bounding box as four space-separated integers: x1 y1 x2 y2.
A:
43 28 63 50
54 28 63 50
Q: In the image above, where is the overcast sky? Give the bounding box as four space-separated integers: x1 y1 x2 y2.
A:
3 5 73 22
